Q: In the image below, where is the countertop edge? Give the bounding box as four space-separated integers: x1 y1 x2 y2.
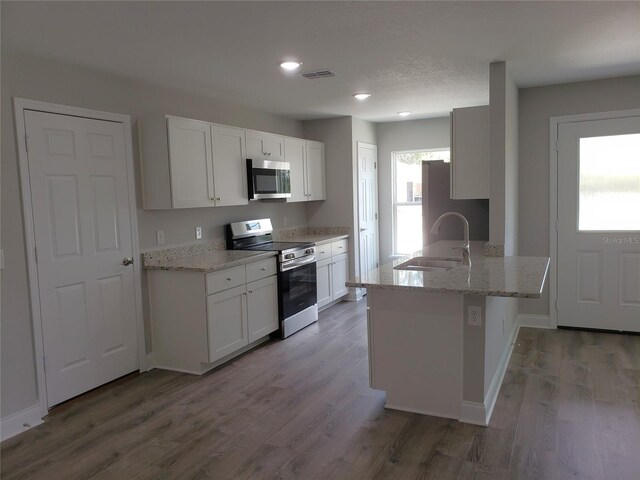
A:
345 282 543 299
143 251 278 273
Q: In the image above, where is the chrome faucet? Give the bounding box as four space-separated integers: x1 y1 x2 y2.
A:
430 212 471 266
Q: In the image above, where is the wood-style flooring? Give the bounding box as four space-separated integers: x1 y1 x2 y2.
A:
2 300 639 479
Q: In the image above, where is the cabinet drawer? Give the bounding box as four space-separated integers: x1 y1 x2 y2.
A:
246 257 277 283
316 243 331 261
331 239 348 256
206 265 246 295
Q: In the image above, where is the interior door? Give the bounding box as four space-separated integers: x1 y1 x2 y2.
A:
24 110 139 407
357 142 379 281
557 115 640 332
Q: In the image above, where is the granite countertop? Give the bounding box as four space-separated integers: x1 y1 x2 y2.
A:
346 241 550 298
278 234 349 246
143 250 277 273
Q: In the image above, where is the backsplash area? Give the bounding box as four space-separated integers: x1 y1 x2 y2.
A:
142 225 350 266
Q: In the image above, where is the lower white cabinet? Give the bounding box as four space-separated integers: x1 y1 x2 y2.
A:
316 239 349 309
149 257 278 374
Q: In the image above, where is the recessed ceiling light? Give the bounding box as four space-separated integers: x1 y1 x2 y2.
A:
398 111 412 117
280 61 302 71
353 93 372 101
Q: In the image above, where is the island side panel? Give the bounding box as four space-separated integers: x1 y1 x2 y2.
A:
367 289 464 420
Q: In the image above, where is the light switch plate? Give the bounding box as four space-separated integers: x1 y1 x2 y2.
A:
156 230 165 245
195 226 203 240
468 305 482 326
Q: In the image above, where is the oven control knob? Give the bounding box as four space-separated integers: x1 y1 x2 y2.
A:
305 248 314 255
285 253 295 259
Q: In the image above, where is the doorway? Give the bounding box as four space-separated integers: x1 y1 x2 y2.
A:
555 112 640 332
15 99 144 410
357 142 379 281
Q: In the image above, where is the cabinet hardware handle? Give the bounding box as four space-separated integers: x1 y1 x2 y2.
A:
243 292 247 296
216 197 221 201
248 290 253 294
260 268 266 271
226 277 231 281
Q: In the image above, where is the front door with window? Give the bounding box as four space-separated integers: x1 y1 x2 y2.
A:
557 115 640 332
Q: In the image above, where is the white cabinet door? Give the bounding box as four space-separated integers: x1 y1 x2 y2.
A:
285 137 307 202
207 285 248 362
245 130 284 161
246 276 279 342
450 106 489 200
306 141 326 201
211 125 247 207
316 258 333 308
167 117 215 208
331 253 349 299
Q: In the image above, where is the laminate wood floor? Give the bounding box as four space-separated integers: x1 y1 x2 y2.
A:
2 300 639 479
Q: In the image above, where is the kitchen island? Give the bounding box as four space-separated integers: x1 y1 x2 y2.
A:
347 241 549 426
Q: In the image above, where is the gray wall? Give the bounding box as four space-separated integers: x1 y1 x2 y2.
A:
375 117 450 261
1 51 306 419
518 74 640 316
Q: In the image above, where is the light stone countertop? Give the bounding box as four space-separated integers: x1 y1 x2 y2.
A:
346 241 550 298
277 234 349 246
143 250 277 273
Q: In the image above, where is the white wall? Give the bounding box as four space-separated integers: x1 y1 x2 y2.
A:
0 51 306 419
518 74 640 316
375 117 450 261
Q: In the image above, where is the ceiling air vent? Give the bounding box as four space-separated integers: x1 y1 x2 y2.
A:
300 69 338 80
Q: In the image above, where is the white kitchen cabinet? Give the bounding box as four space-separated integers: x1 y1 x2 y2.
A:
167 117 216 208
305 141 326 201
245 130 284 162
139 115 247 209
246 275 279 343
285 139 326 203
284 137 307 202
207 285 248 362
148 257 278 374
450 106 489 200
316 239 349 310
211 125 248 207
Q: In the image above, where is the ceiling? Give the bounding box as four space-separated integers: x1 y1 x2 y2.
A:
2 1 639 122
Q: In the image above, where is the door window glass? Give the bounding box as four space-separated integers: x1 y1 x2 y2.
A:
579 133 640 230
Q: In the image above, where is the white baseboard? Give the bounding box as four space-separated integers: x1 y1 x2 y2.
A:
518 314 553 329
144 352 155 371
461 320 520 427
385 402 458 422
1 404 43 442
459 401 488 426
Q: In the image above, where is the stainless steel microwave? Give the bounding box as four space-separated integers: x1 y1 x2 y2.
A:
247 159 291 200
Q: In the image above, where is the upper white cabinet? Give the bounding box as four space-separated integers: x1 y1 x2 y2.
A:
450 105 489 200
245 130 284 162
306 141 326 201
285 139 326 203
284 137 307 202
211 125 247 207
139 115 247 209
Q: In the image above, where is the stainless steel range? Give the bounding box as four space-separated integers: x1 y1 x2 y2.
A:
226 219 318 338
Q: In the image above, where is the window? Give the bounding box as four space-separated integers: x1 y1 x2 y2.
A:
579 133 640 231
392 149 450 255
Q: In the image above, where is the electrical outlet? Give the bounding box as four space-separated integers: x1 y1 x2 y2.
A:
156 230 165 246
468 305 482 326
283 216 288 227
195 226 203 240
0 249 5 270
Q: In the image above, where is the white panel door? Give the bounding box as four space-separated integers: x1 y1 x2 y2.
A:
211 125 247 207
246 276 279 342
306 141 326 201
207 285 248 362
557 115 640 332
24 110 139 407
167 117 215 208
357 142 379 281
284 137 307 202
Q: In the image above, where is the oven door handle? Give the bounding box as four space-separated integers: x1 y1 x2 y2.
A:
280 255 316 272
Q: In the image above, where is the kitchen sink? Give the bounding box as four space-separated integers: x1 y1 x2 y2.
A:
393 257 461 272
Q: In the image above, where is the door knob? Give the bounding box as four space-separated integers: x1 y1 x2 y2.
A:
122 257 134 266
360 228 366 232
